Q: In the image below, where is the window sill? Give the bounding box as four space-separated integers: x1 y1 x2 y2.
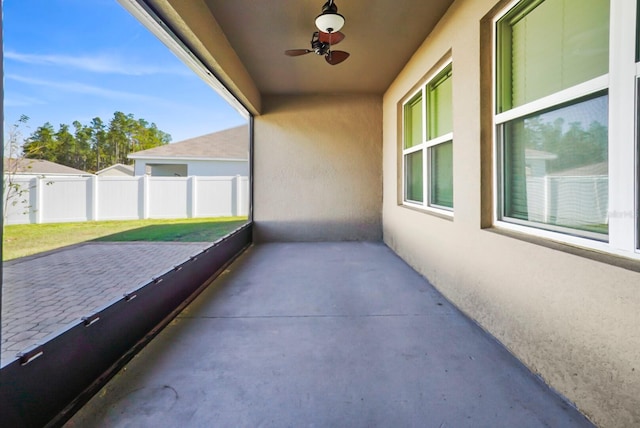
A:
400 203 454 222
485 226 640 274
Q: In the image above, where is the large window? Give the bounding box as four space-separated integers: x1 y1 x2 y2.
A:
494 0 640 258
403 62 453 213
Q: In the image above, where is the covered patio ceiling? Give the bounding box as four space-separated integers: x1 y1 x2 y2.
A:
147 0 454 96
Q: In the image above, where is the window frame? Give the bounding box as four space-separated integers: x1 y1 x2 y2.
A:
401 60 454 216
492 0 640 259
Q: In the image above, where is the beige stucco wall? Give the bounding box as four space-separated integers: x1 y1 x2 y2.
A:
382 1 640 427
253 94 382 242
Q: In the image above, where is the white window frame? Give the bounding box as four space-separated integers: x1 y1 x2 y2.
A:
492 0 640 260
402 60 454 216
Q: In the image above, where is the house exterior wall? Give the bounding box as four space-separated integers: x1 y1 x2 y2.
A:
133 159 247 177
382 1 640 427
148 164 188 177
254 94 382 242
188 160 247 176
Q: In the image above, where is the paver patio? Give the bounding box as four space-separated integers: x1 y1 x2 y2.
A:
66 242 594 427
1 242 211 366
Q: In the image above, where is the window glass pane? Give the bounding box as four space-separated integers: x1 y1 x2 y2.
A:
430 141 453 208
405 151 424 202
427 67 453 139
498 0 609 112
503 95 609 236
404 93 423 148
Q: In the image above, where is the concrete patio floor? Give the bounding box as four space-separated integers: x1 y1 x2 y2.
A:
65 242 594 427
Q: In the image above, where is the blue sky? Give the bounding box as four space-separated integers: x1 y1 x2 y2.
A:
3 0 246 143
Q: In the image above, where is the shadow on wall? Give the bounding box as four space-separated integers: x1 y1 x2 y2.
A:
253 219 382 243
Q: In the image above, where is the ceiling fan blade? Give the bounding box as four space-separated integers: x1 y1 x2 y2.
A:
285 49 312 56
326 50 349 65
318 31 345 45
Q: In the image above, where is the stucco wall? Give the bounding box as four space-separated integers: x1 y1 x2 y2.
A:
254 94 382 242
382 1 640 427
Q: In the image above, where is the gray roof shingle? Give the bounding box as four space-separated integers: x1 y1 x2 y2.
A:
128 125 248 160
4 158 90 175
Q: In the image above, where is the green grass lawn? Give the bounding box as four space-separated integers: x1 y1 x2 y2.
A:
3 217 248 261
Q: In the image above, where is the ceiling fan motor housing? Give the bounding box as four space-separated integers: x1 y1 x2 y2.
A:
311 32 330 55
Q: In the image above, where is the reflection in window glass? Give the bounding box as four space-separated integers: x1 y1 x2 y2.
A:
430 141 453 208
427 68 453 140
502 95 609 237
405 151 424 203
404 93 423 149
497 0 610 112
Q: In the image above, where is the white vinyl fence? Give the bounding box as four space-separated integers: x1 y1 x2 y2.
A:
3 175 249 225
525 175 608 227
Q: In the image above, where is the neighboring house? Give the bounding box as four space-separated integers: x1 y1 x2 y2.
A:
95 163 135 177
127 125 248 177
3 158 91 177
524 149 557 177
3 159 92 224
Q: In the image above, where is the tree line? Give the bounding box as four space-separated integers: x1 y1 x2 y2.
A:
21 111 171 173
522 116 608 173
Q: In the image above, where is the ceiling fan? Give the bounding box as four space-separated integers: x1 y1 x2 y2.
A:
284 0 350 65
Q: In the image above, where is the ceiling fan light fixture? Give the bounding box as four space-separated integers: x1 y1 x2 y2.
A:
315 1 345 33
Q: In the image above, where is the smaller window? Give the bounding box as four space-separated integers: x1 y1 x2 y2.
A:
402 62 453 213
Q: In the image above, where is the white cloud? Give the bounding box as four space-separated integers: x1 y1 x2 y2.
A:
4 51 190 77
6 74 165 103
4 94 47 107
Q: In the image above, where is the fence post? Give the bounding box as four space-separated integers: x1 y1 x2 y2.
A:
189 176 197 218
91 175 99 221
35 176 43 224
234 175 242 217
142 175 150 219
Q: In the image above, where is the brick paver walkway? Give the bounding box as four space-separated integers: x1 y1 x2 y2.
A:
1 242 212 366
